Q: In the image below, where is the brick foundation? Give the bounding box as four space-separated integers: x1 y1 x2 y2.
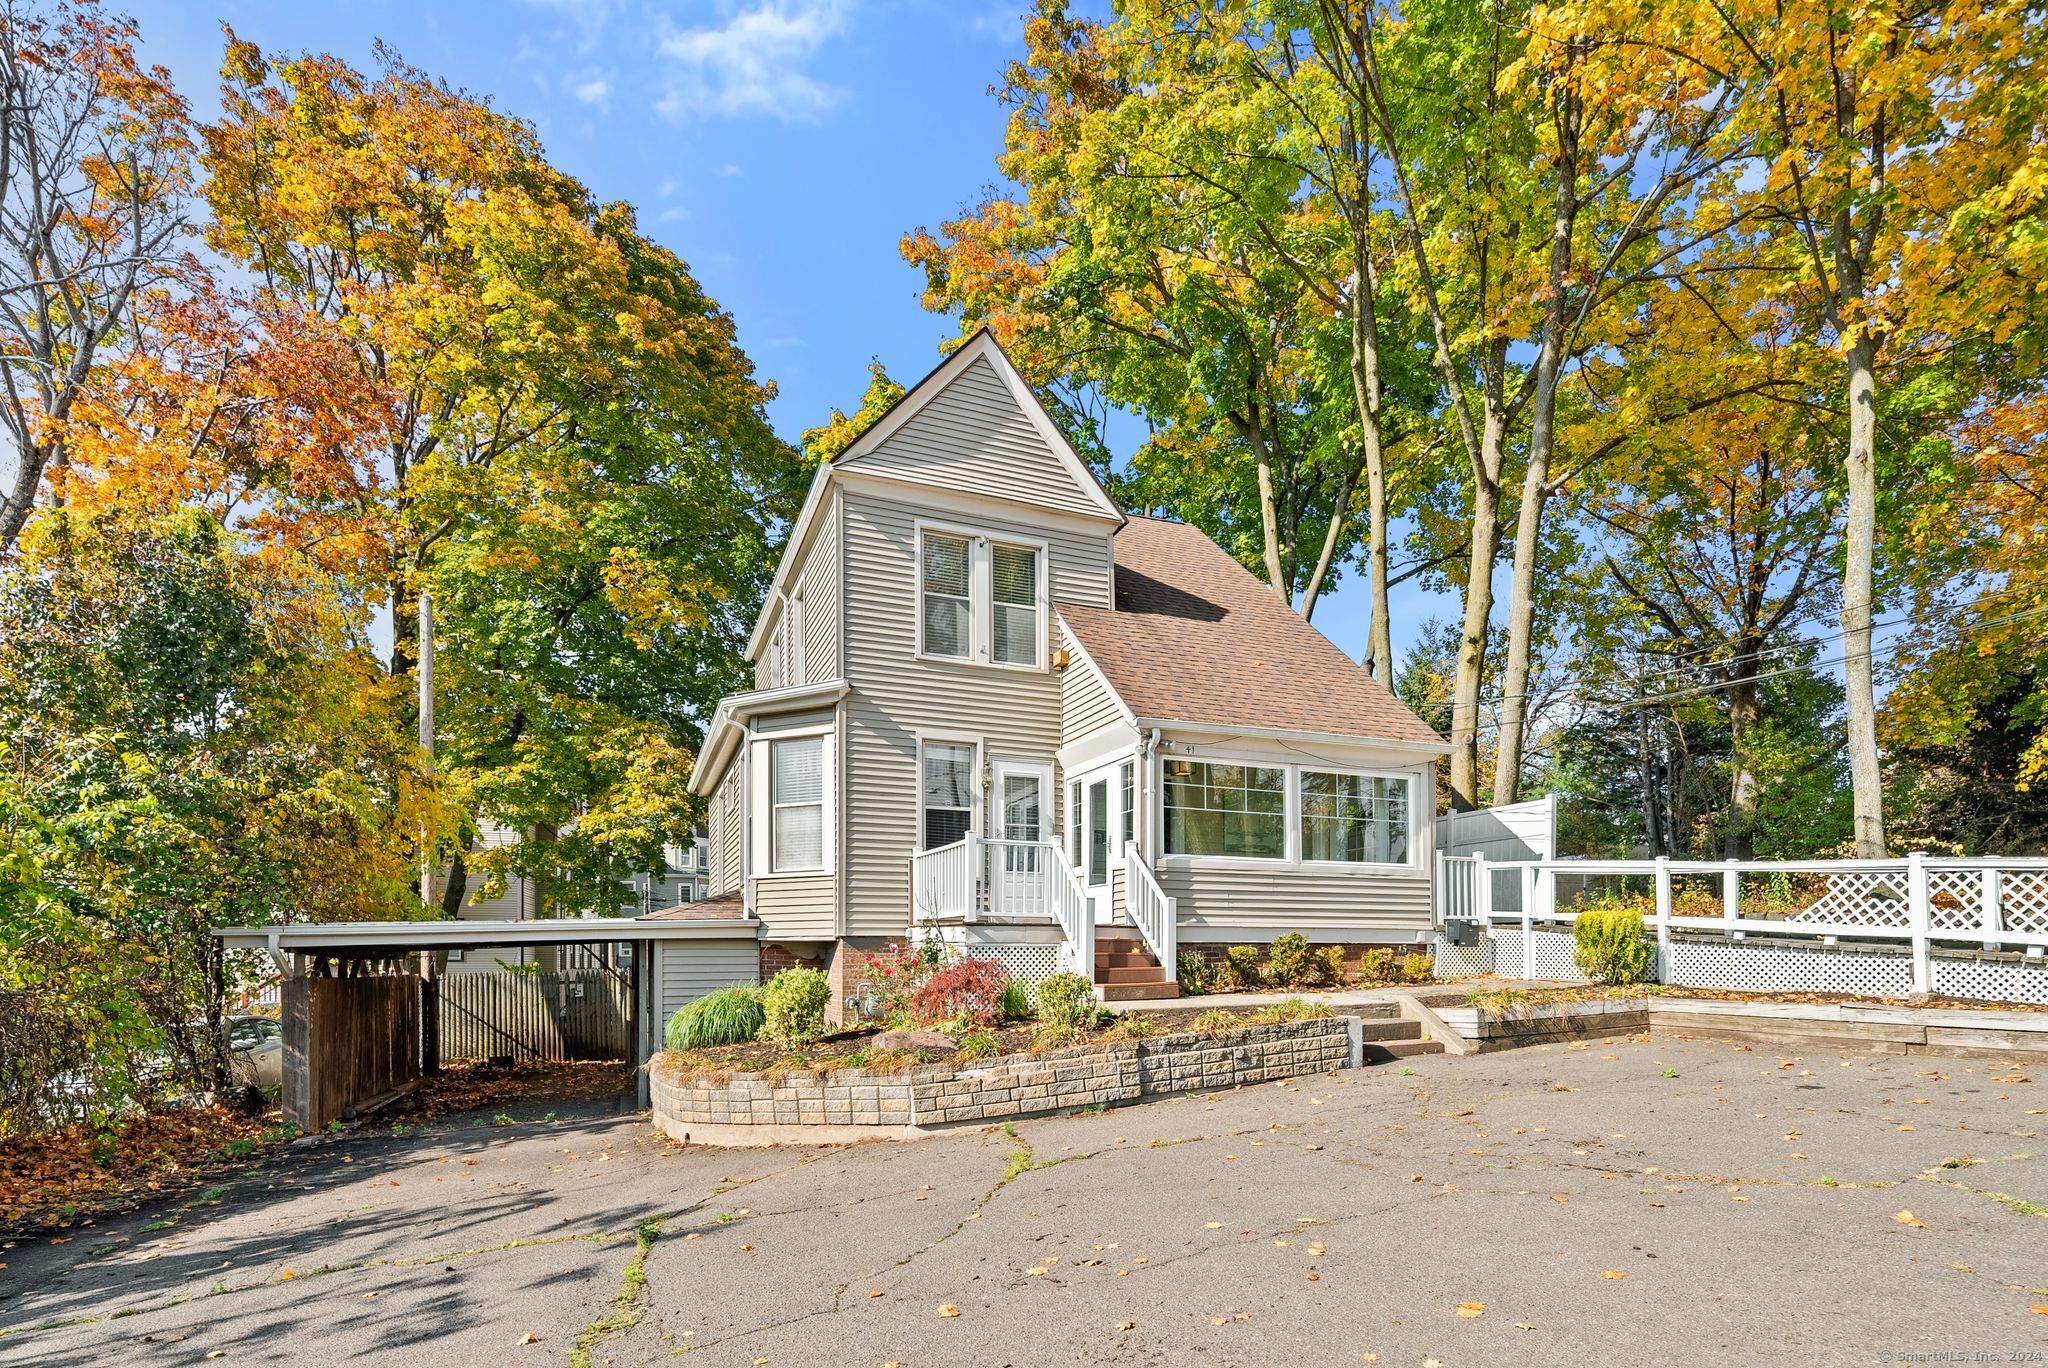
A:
823 936 910 1025
649 1015 1357 1142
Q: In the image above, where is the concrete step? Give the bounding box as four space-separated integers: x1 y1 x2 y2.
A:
1098 964 1174 985
1101 981 1180 1002
1356 1018 1423 1043
1361 1038 1446 1063
1094 950 1161 970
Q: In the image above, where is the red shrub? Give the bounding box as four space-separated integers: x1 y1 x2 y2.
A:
909 958 1010 1028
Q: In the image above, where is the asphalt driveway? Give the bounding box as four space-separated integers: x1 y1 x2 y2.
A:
2 1032 2042 1366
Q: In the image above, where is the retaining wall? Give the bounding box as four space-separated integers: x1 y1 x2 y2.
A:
649 1016 1357 1145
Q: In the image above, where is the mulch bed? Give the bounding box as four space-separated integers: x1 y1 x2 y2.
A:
666 1007 1236 1075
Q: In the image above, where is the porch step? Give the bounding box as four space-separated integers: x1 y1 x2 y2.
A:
1099 964 1175 985
1101 981 1181 1002
1361 1038 1446 1063
1357 1018 1424 1043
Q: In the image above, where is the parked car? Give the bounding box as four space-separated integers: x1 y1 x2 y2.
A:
225 1015 283 1090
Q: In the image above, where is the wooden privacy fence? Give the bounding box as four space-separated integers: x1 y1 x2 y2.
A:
283 975 420 1131
437 968 630 1063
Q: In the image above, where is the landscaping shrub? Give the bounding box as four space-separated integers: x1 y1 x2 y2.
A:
1573 898 1654 984
1190 1008 1242 1033
859 940 945 1024
1358 947 1396 984
1402 952 1436 984
1268 933 1312 988
1099 1012 1158 1042
1220 944 1264 990
1033 972 1098 1034
910 957 1008 1028
1313 945 1349 987
1176 951 1213 995
761 966 831 1046
955 1029 1001 1061
665 986 763 1051
997 977 1031 1022
1249 998 1332 1024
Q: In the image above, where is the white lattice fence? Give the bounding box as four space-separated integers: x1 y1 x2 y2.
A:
973 942 1066 987
1433 936 1494 979
1789 869 1911 929
1664 938 1916 997
1488 929 1589 983
1931 954 2048 1006
1999 872 2048 941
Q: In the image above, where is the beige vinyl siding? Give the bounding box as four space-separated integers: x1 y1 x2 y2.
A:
840 356 1107 519
841 487 1113 937
651 936 761 1029
751 707 835 735
752 874 835 939
709 768 743 896
1159 864 1433 939
793 491 841 683
1058 622 1123 746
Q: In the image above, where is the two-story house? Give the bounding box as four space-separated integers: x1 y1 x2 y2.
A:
688 331 1449 1008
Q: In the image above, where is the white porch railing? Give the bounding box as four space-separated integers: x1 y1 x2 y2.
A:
1048 848 1094 976
1124 841 1176 971
1435 853 2048 1004
910 836 976 923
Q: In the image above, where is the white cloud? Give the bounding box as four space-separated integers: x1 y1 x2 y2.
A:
574 76 612 105
719 163 745 178
656 1 851 121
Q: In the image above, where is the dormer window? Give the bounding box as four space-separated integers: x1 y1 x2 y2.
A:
916 522 1046 670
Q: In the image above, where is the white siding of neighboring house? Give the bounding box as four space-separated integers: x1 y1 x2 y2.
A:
838 355 1109 520
840 485 1114 938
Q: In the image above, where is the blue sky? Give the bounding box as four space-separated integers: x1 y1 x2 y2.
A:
124 0 1457 664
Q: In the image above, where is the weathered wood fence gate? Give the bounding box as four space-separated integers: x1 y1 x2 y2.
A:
436 967 631 1063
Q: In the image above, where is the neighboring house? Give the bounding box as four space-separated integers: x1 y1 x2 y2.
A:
688 330 1450 1007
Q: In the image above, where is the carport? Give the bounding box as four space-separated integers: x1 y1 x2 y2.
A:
214 910 759 1130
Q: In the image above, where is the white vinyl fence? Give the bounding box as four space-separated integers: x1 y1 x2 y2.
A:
1434 854 2048 1006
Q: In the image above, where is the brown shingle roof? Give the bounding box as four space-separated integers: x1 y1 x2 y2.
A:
640 891 746 921
1057 516 1446 748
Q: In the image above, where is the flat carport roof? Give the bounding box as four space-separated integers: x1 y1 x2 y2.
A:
217 916 758 964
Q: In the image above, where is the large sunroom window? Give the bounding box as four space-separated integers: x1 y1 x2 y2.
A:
1162 760 1285 858
1300 771 1411 864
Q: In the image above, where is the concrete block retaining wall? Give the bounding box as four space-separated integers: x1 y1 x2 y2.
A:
649 1016 1356 1144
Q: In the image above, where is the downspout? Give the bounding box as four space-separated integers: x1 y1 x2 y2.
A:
1141 728 1162 861
739 725 754 920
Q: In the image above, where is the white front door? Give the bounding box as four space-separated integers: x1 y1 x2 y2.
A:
1083 774 1115 924
990 761 1050 917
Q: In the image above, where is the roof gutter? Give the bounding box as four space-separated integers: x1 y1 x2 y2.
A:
691 678 851 797
1132 717 1454 758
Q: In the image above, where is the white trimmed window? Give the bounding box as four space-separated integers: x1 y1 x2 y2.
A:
920 532 972 659
1118 760 1135 849
916 526 1045 669
991 542 1040 666
1300 771 1411 864
1162 760 1286 858
769 736 825 872
921 740 976 849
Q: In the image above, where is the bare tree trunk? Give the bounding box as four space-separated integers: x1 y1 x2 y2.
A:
1495 476 1547 805
1365 456 1393 678
1725 669 1759 860
1841 331 1885 856
1447 416 1503 809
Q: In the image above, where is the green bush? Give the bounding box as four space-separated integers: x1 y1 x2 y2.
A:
1572 898 1655 984
1358 947 1396 984
955 1029 1001 1061
1402 952 1436 984
1190 1008 1242 1034
1220 944 1264 990
665 986 763 1050
1176 951 1214 995
1033 972 1098 1033
1313 945 1349 987
997 977 1031 1022
761 966 832 1046
1268 933 1312 988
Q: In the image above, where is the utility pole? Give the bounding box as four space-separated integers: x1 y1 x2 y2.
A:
419 589 434 905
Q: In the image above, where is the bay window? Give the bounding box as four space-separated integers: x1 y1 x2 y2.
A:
769 735 824 872
1162 760 1286 858
1300 770 1411 864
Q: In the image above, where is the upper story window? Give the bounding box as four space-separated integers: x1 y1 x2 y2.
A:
917 525 1045 669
